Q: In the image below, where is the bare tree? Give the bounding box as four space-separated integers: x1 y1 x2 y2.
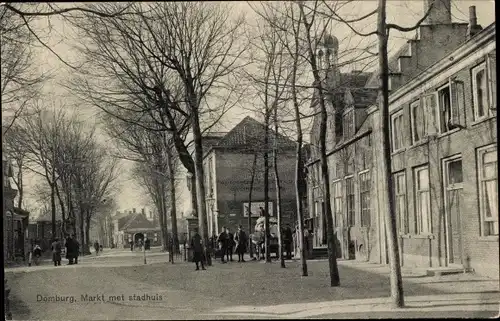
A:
70 2 247 264
313 0 436 306
297 1 340 287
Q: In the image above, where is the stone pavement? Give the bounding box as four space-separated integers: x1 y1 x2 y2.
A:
5 255 499 319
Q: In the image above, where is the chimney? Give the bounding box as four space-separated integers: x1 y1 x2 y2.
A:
467 6 483 40
423 0 452 25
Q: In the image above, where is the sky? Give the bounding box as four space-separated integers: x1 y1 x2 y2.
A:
18 0 495 215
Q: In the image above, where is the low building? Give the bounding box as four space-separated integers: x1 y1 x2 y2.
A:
112 208 161 248
202 116 298 237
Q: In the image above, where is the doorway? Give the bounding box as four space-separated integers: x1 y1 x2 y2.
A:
443 156 464 265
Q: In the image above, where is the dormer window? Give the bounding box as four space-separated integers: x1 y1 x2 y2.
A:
343 109 355 139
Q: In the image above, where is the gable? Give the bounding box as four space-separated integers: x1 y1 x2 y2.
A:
121 213 156 230
216 116 295 149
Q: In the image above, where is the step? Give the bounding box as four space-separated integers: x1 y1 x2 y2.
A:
426 266 468 277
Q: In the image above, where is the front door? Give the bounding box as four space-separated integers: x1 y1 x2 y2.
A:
443 157 464 265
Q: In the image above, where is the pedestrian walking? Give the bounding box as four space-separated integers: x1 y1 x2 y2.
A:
235 225 248 262
94 241 100 256
130 240 134 251
65 235 77 265
99 244 103 253
226 227 235 262
190 228 206 271
51 238 62 266
283 224 293 260
218 227 228 263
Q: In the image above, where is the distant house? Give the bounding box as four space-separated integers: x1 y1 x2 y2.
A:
112 208 161 249
27 208 63 252
3 157 31 262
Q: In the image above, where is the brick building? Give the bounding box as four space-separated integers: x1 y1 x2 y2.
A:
202 116 298 237
306 0 497 277
369 16 497 277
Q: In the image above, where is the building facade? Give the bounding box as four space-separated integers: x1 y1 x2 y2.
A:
203 117 298 237
369 20 497 277
306 1 497 277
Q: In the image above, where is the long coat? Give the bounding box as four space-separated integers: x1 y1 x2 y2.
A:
191 233 203 263
235 230 248 254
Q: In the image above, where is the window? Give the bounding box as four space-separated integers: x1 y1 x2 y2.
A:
446 158 463 185
394 172 408 234
437 79 465 133
414 166 431 234
472 62 489 120
391 110 405 151
410 99 426 144
359 171 371 227
333 180 343 228
343 110 355 139
346 177 355 226
478 145 498 236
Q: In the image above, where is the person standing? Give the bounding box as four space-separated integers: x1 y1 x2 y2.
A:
283 224 293 260
65 235 75 265
190 228 206 271
51 238 62 266
94 241 100 256
226 227 235 262
235 225 248 262
217 227 228 263
130 240 134 251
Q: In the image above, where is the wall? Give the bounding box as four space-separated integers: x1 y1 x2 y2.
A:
214 149 297 233
376 45 498 278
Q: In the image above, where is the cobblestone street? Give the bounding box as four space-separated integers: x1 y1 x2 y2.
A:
5 249 499 319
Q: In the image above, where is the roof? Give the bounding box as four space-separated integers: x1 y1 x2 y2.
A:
348 88 379 108
213 116 295 150
118 212 156 231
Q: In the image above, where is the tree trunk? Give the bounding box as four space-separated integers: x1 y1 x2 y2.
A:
50 182 57 239
263 117 271 263
190 174 198 217
273 108 285 268
248 153 257 259
85 212 91 255
191 107 210 266
16 158 23 209
154 193 167 252
298 2 340 286
166 147 179 254
291 41 308 276
54 181 66 225
79 207 86 255
377 0 404 307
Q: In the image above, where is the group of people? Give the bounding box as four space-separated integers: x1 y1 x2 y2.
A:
190 225 249 270
50 235 80 266
216 225 248 263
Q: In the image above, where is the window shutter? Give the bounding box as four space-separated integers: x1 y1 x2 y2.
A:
453 80 466 126
487 52 497 112
424 93 438 136
449 78 461 126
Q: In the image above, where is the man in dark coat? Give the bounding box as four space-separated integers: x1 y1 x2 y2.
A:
190 228 206 271
226 227 235 262
218 227 228 263
283 224 293 260
235 225 248 262
65 235 76 265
